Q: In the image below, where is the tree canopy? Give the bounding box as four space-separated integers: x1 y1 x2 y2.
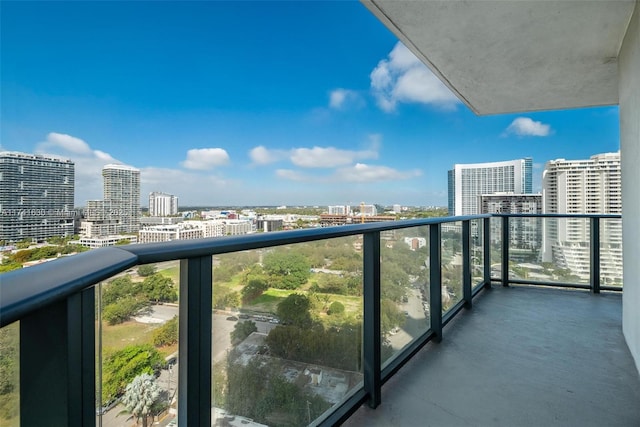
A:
263 250 310 289
120 373 162 427
102 344 164 403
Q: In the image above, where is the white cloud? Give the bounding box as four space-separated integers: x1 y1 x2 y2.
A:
251 141 380 169
505 117 552 137
328 88 363 110
35 132 123 202
370 42 459 112
181 148 230 170
290 146 378 168
38 132 94 155
249 146 288 165
333 163 422 183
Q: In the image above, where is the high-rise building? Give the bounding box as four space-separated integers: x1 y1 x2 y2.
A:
328 205 351 215
542 152 622 283
448 158 532 215
0 152 75 242
480 193 542 250
82 164 140 236
149 192 178 216
103 164 140 234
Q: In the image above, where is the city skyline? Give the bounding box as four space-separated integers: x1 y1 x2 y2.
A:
1 1 621 206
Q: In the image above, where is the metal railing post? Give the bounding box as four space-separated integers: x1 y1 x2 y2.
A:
483 216 491 289
20 287 95 426
178 256 212 426
429 223 443 342
463 220 472 308
501 216 510 287
363 231 381 408
590 217 601 294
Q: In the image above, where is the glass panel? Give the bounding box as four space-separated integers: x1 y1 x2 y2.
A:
441 222 463 314
600 218 623 288
212 240 363 426
507 216 543 281
471 219 484 289
380 226 430 367
489 216 502 281
508 217 590 285
98 261 179 426
0 321 20 427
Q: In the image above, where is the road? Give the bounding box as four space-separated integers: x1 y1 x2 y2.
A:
387 287 429 350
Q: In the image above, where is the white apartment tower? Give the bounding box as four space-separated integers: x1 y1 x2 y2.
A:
149 192 178 216
448 158 533 215
83 164 140 236
0 152 75 242
542 152 622 283
103 164 140 233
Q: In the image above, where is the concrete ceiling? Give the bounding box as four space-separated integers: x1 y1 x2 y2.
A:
362 0 636 115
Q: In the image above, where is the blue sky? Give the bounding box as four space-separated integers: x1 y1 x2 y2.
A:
1 1 620 207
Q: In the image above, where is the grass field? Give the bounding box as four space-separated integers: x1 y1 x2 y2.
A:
101 320 158 352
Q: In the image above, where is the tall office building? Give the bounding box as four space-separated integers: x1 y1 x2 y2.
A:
542 152 621 283
149 192 178 216
0 152 75 242
448 158 532 215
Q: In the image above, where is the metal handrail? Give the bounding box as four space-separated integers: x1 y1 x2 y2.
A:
0 214 489 327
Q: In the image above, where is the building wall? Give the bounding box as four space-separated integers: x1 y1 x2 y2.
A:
541 153 622 282
449 158 532 215
620 0 640 375
0 152 75 242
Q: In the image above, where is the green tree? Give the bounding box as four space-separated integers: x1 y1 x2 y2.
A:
241 277 269 302
231 320 258 344
263 250 311 289
137 265 157 277
102 276 142 306
120 373 162 427
102 344 164 403
0 323 19 423
141 274 177 303
152 316 178 347
103 296 147 325
277 293 312 327
380 298 405 335
327 301 345 316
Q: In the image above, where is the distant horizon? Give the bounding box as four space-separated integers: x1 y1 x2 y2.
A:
1 2 620 207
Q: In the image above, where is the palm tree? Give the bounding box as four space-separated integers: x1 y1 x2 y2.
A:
120 373 161 427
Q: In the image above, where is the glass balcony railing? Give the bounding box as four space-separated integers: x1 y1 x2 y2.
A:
0 213 622 427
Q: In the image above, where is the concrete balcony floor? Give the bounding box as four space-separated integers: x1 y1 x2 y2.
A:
345 285 640 427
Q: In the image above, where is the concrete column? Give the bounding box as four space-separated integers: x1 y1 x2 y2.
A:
619 0 640 374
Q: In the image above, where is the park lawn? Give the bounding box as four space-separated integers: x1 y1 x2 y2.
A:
243 288 291 313
319 293 362 315
101 320 159 352
158 265 180 283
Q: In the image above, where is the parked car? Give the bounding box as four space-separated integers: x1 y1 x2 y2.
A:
226 316 238 321
238 314 250 319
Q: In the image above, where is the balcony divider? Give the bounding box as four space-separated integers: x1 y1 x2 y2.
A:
590 217 601 294
501 216 510 287
429 223 443 342
363 231 381 409
178 256 212 427
463 220 472 309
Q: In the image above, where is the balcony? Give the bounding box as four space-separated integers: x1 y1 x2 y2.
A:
1 213 638 426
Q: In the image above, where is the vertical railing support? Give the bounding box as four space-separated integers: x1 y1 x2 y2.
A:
590 217 601 294
363 231 381 408
429 223 443 342
483 216 491 289
178 256 212 426
463 220 472 308
20 287 96 427
501 216 510 287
